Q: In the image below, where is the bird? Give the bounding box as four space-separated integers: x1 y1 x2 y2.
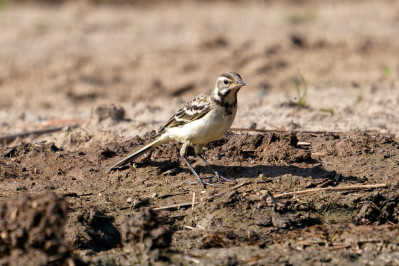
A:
109 72 246 188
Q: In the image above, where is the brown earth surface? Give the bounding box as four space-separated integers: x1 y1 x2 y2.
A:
1 0 399 265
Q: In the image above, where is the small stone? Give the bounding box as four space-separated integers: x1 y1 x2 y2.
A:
91 103 125 122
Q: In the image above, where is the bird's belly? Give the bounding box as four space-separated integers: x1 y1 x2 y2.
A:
166 109 236 144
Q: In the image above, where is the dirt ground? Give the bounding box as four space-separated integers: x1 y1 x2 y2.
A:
1 0 399 265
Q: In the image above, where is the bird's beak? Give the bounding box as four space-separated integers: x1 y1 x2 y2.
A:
237 80 246 86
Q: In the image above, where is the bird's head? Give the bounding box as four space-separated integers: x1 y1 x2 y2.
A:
215 72 246 97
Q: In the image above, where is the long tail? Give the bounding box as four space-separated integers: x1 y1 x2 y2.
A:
109 136 166 171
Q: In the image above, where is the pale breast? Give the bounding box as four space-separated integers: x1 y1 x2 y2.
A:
166 105 237 145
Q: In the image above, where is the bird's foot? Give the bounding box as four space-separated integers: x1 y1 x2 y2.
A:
214 172 237 183
188 177 218 188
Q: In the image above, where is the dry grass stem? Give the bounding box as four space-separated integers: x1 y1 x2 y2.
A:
274 183 388 198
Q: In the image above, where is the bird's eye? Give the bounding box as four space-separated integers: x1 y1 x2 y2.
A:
223 79 229 85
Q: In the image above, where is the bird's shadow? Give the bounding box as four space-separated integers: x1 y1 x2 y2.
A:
134 159 359 183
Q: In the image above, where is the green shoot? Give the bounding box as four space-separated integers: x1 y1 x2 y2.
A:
0 0 7 12
291 74 308 107
356 91 364 103
286 10 317 24
382 66 392 77
319 106 334 116
258 173 266 181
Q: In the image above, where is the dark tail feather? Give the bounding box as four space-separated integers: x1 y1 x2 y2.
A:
109 137 162 171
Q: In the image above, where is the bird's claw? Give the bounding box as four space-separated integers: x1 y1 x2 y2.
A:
215 172 236 183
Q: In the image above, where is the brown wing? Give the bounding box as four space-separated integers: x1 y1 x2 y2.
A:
158 93 212 135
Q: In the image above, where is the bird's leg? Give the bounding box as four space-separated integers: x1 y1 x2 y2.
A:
195 145 235 183
180 144 216 188
181 156 207 188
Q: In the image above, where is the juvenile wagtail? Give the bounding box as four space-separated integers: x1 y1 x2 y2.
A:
109 72 246 188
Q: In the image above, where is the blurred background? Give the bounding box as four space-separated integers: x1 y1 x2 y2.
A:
1 0 399 142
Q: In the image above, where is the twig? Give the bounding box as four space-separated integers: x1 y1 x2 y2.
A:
184 225 196 230
184 225 205 231
297 240 327 247
153 202 196 211
183 255 201 264
328 243 352 250
366 200 395 225
192 192 196 209
0 125 80 144
297 141 311 146
263 136 272 150
274 183 388 198
356 239 383 244
231 181 250 190
17 118 84 129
